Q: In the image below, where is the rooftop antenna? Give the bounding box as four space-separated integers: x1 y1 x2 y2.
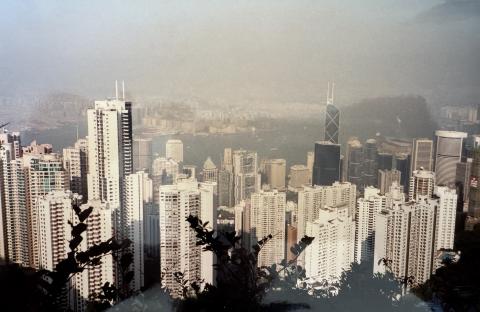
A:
122 80 125 100
115 80 119 100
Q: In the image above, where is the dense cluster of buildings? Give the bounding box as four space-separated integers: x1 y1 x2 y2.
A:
0 84 478 309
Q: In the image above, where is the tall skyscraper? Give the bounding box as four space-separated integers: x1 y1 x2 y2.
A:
312 141 340 186
355 187 386 263
288 164 310 191
297 182 356 265
304 208 354 283
133 136 152 173
26 153 67 268
374 188 457 283
158 180 215 297
345 137 363 189
395 153 411 189
362 139 378 188
72 200 114 311
250 190 286 267
409 169 435 201
151 156 179 203
87 99 133 211
166 139 184 163
233 150 259 204
377 152 393 171
410 138 433 174
324 82 340 144
63 138 88 201
218 169 234 207
468 148 480 217
434 130 467 186
378 169 401 195
456 159 472 212
0 131 22 262
263 158 286 190
201 157 218 183
306 151 314 184
124 171 152 291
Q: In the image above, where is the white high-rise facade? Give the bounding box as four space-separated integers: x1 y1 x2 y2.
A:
409 169 435 201
87 99 133 210
165 139 184 163
304 208 355 283
159 180 216 297
374 187 457 284
72 201 114 312
250 190 286 267
297 182 356 260
124 171 153 291
355 187 386 263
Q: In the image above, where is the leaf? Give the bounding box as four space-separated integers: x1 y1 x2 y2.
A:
71 222 87 237
69 235 83 251
78 206 93 222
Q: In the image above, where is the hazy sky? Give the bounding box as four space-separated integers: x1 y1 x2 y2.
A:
1 0 479 106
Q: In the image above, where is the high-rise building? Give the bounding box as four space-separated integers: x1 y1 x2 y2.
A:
250 190 286 267
0 131 22 262
124 171 153 291
468 148 480 217
409 169 435 201
456 159 472 213
410 138 434 174
378 169 401 195
151 157 179 204
312 141 340 186
297 182 356 266
63 138 88 201
218 169 234 207
87 99 133 211
434 130 468 186
133 137 152 173
72 200 114 311
158 180 216 297
233 150 259 204
304 208 354 283
355 187 386 263
345 137 364 189
374 188 457 284
166 139 184 163
288 164 310 191
264 159 286 190
35 190 80 310
377 152 393 171
395 153 411 189
26 154 67 268
202 157 218 183
324 83 340 144
306 151 314 184
223 148 233 173
362 139 378 188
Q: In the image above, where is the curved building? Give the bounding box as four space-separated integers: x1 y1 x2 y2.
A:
434 131 467 186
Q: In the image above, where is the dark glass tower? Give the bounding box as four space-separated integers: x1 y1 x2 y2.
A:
395 153 411 190
324 104 340 144
312 141 340 186
377 152 393 170
362 139 378 187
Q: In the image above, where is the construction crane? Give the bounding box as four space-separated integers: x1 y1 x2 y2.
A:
0 122 9 129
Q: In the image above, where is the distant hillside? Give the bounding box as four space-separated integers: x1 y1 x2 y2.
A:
340 96 437 141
